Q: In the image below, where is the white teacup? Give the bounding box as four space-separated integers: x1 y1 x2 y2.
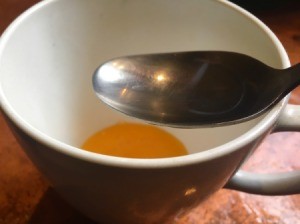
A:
0 0 299 223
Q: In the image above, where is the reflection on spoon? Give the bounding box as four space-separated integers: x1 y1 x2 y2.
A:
93 51 300 128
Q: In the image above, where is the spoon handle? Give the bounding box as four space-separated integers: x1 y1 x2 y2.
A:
284 63 300 90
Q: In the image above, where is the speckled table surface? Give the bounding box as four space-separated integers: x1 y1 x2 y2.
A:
1 1 300 224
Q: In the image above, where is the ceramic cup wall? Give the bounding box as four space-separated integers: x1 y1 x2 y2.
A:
0 0 300 223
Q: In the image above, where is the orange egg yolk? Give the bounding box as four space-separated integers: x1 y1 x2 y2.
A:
81 122 188 158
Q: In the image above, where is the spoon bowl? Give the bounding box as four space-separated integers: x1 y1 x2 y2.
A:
93 51 300 127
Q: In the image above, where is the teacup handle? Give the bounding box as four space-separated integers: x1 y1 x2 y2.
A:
225 104 300 195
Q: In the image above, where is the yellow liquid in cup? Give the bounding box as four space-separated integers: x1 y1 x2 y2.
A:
81 122 188 158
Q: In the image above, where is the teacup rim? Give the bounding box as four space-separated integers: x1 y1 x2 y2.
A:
0 0 291 169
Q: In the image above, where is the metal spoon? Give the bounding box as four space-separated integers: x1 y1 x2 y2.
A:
93 51 300 128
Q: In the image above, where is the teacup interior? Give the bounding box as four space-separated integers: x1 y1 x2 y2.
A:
0 0 284 154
